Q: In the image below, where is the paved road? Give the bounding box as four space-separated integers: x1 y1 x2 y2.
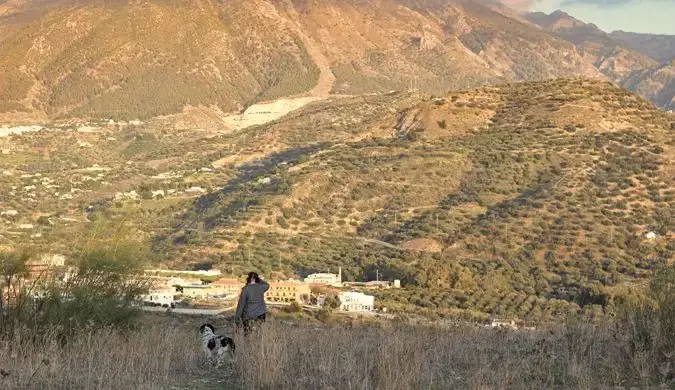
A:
361 237 403 250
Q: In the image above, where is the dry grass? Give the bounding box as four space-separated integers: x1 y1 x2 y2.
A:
1 266 673 390
232 316 673 390
1 303 673 389
0 323 201 390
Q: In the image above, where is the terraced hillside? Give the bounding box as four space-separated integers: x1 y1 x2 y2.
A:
156 79 673 319
3 79 670 320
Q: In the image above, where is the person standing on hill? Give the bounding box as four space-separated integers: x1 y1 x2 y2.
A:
234 272 269 334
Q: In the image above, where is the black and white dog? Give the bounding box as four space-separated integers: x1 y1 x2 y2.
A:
199 323 235 366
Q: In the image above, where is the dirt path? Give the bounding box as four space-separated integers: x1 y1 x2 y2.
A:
361 237 403 250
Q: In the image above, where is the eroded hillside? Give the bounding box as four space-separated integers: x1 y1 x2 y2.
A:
1 0 604 122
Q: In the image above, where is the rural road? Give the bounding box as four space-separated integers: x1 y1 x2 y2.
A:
142 306 235 316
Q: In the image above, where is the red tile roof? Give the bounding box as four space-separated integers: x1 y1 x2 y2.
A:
212 278 244 286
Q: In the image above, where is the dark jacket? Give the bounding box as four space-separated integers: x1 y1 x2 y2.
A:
235 280 269 321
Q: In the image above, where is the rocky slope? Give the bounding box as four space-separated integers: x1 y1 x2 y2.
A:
0 0 602 122
526 10 674 111
610 31 675 63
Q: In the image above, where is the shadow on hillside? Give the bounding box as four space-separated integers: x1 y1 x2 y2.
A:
154 143 332 246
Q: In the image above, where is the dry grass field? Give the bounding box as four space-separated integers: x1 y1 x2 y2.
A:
1 292 674 390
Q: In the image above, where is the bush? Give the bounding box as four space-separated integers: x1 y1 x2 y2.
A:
277 217 289 229
612 265 675 383
0 243 149 341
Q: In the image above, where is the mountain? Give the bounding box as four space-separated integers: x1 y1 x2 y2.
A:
0 0 603 122
3 79 671 319
621 58 675 110
526 10 674 110
610 31 675 63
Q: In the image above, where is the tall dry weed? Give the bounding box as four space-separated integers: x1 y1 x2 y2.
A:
231 316 674 390
0 324 201 389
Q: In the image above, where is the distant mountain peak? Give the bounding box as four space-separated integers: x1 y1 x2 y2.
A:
527 9 595 32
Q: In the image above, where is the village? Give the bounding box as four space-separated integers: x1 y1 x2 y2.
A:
140 267 401 315
3 254 400 316
6 256 535 329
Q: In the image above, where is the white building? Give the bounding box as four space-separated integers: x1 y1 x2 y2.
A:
487 319 517 330
338 291 375 312
185 186 207 194
645 231 658 241
304 268 342 286
40 254 66 267
141 288 176 307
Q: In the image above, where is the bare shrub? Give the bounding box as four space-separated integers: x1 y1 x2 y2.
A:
1 243 149 341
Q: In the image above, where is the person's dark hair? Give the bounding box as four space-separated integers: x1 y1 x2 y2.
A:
246 272 261 284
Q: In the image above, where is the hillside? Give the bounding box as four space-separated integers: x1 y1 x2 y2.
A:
0 0 603 122
526 10 656 82
610 31 675 63
621 58 675 110
526 10 674 110
2 79 671 320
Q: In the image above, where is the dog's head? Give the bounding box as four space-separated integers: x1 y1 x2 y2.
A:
200 323 215 335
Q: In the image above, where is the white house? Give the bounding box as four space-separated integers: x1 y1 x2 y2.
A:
304 268 342 286
645 231 658 241
338 291 375 312
487 319 517 330
151 190 165 198
40 254 66 267
141 289 176 307
185 186 207 194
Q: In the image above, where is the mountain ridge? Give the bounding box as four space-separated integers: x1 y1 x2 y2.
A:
526 9 675 110
0 0 607 123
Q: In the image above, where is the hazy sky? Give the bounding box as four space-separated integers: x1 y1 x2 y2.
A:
530 0 675 35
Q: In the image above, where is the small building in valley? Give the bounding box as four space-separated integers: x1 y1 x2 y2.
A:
338 291 375 312
141 288 176 307
26 254 66 279
487 319 517 330
210 278 244 297
304 268 342 286
178 284 214 299
266 281 311 305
